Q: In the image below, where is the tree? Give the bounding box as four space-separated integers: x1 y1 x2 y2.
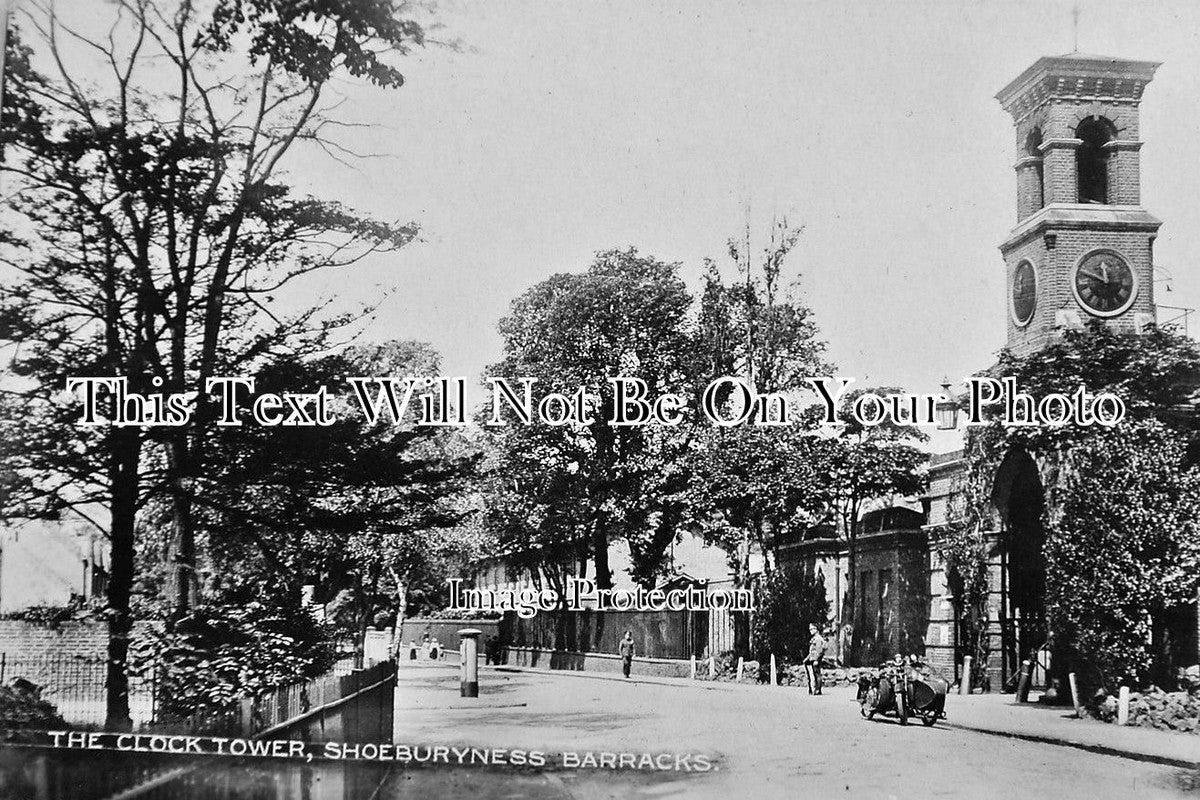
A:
488 248 696 590
1046 421 1200 692
0 1 427 728
614 424 695 589
197 341 476 669
685 218 832 653
828 388 927 663
690 225 926 664
986 322 1200 452
487 223 833 596
697 217 829 395
687 425 835 579
943 322 1200 691
752 565 830 667
130 339 476 700
480 423 593 601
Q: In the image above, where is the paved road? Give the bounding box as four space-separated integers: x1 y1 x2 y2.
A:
383 665 1198 799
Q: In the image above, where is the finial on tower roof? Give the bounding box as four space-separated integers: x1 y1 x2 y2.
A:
1072 3 1081 53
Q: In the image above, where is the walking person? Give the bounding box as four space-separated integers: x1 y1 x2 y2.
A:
619 631 635 678
805 623 826 695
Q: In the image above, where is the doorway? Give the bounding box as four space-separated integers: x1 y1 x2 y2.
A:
991 448 1048 689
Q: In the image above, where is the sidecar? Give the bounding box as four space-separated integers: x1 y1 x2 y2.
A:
858 670 948 727
908 675 948 726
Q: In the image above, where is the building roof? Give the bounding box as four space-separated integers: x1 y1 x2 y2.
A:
996 54 1161 118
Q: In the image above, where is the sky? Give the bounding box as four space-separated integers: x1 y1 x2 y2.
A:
281 0 1200 419
21 0 1200 451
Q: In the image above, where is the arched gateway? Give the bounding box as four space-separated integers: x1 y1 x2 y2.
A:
989 448 1049 687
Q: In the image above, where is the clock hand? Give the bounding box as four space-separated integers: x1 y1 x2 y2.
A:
1079 267 1109 284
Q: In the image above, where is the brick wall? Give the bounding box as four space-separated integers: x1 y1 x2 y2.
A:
852 530 928 665
1107 143 1143 205
1000 73 1159 358
0 619 107 659
1015 158 1044 220
923 541 958 682
1003 223 1157 357
1041 142 1079 204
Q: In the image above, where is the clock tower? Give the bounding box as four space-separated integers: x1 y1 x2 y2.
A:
996 55 1161 355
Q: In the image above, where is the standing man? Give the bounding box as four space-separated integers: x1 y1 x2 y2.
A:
805 623 826 695
619 631 635 678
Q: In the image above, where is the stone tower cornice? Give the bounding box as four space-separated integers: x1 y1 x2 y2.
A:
996 54 1161 124
999 204 1162 254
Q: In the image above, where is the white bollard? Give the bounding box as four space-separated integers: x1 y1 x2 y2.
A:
1118 685 1130 725
960 656 973 695
690 655 696 680
770 654 777 686
457 629 481 698
708 656 715 678
736 657 744 682
1068 672 1083 718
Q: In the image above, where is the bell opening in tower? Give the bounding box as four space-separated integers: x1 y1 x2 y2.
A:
1076 116 1116 205
1024 128 1044 211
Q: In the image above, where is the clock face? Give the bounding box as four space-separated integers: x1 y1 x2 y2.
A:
1073 250 1136 317
1011 260 1036 326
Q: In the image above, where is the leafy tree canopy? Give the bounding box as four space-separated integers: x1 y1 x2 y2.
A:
1046 420 1200 691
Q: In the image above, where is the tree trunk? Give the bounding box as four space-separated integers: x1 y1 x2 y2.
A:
353 573 368 669
389 568 408 658
845 514 858 665
162 432 198 624
355 614 369 670
591 516 611 591
755 519 774 576
168 493 196 621
105 430 140 731
732 535 752 656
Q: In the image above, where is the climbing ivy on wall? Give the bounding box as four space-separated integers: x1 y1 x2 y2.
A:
939 425 1005 690
1046 421 1200 692
937 322 1200 692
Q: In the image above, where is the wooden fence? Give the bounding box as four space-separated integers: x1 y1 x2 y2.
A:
247 659 395 741
16 661 400 800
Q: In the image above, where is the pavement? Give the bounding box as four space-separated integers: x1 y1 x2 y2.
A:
473 661 1200 769
944 691 1200 769
385 661 1200 799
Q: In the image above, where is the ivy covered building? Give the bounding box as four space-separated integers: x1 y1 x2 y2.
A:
916 53 1200 693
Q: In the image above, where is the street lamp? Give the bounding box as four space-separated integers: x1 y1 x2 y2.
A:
935 377 959 431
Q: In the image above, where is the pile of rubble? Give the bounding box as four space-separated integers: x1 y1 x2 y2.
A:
1091 666 1200 734
777 665 878 688
706 652 882 688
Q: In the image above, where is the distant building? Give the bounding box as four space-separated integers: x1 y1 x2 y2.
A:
0 517 108 613
472 530 739 598
778 505 931 667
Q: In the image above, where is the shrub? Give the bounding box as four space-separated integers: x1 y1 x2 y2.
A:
132 598 336 718
0 680 65 731
751 566 830 665
1046 422 1200 692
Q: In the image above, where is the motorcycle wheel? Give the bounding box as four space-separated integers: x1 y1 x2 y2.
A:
861 688 877 720
922 712 937 727
896 691 908 726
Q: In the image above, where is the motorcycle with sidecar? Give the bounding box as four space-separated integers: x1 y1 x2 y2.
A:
857 657 948 727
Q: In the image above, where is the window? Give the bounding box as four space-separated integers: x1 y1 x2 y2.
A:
1076 117 1115 204
1025 128 1044 210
